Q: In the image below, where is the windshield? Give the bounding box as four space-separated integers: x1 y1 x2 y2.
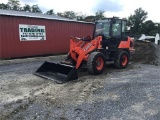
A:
94 22 110 39
122 20 126 36
112 20 121 37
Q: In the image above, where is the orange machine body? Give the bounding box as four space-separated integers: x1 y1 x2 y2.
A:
118 37 135 54
69 36 102 69
69 36 135 69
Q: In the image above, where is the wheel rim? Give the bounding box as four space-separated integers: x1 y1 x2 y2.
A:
96 57 104 70
121 55 128 66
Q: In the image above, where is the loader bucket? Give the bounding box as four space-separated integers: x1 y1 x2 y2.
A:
34 61 78 83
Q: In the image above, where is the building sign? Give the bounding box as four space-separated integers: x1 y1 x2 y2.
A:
19 24 46 41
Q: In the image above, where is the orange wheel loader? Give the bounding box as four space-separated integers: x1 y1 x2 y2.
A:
34 17 135 83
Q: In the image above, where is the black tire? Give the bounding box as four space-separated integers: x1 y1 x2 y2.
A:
114 51 129 69
87 52 106 75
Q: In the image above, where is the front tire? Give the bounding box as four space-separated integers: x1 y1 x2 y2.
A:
114 51 129 69
87 52 106 75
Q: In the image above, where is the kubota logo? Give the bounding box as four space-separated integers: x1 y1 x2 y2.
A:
84 43 92 51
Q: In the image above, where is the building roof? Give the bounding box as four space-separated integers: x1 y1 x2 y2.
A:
0 9 93 24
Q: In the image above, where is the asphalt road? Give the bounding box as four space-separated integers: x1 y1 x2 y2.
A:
0 57 160 120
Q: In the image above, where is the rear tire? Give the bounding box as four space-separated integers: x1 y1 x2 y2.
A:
114 51 129 69
87 52 106 75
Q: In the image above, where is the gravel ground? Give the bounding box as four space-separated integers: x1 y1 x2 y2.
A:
0 42 160 120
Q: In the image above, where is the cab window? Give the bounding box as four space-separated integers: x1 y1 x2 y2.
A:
112 20 121 37
95 22 110 39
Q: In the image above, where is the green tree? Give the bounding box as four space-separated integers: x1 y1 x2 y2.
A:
127 8 148 34
57 11 77 19
76 15 85 21
76 12 86 21
142 20 156 35
0 3 10 10
45 9 55 15
23 4 31 12
84 15 95 22
95 10 106 20
7 0 20 10
83 10 106 22
31 5 42 13
57 12 63 17
63 11 76 19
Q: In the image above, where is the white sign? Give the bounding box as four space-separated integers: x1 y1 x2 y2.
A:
19 24 46 41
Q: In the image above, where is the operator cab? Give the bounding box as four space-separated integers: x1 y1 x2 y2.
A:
94 17 127 51
94 17 127 39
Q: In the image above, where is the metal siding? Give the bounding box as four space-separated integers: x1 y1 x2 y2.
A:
1 16 12 58
0 15 2 59
1 16 5 58
0 15 94 59
0 16 1 59
0 16 4 58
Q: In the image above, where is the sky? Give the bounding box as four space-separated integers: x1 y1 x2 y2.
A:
1 0 159 22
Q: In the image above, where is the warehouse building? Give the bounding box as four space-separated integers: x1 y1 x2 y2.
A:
0 9 94 59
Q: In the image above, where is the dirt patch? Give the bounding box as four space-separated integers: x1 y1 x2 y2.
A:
0 61 108 119
1 40 160 119
131 41 160 65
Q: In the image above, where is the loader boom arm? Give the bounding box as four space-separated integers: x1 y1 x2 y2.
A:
69 36 103 69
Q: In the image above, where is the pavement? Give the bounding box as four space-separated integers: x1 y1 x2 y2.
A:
0 55 67 65
0 54 160 120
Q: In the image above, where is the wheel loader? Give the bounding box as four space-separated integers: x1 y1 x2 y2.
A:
34 17 135 83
